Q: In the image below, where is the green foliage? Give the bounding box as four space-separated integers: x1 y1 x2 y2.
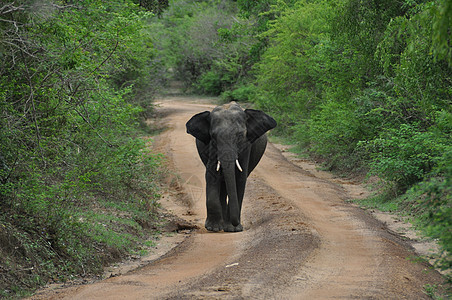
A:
359 145 451 277
220 84 258 103
376 4 451 117
152 0 297 96
361 123 450 193
255 0 333 101
134 0 170 15
150 0 256 95
236 0 298 64
304 101 363 170
332 0 410 81
248 0 451 273
405 163 452 274
0 0 164 296
237 0 275 18
195 70 224 95
431 0 452 65
253 0 339 141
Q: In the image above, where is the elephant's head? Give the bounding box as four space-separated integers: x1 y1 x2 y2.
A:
186 102 276 227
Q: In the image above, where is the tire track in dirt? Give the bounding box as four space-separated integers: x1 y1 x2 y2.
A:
30 97 445 299
254 144 423 298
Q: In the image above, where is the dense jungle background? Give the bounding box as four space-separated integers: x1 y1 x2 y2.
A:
0 0 450 297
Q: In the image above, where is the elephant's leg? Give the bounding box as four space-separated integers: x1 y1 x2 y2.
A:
224 214 243 232
205 169 223 232
224 212 243 232
219 180 228 227
224 168 246 233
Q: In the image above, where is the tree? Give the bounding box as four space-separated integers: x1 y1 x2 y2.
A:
0 1 163 295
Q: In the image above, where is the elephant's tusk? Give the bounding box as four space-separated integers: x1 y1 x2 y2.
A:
216 161 221 172
235 159 243 172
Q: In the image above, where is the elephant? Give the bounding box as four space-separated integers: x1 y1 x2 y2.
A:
186 102 276 232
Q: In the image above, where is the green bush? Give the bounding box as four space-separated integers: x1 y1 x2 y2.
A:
195 70 224 95
220 84 258 103
0 0 164 296
151 0 259 94
367 146 452 276
303 100 363 171
362 122 450 194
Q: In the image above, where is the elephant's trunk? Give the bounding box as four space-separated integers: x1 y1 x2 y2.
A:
222 161 240 226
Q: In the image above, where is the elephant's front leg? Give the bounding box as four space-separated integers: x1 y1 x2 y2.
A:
205 168 223 232
223 169 247 233
219 180 228 228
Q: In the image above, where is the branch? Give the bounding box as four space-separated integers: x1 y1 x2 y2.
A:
0 3 25 15
72 105 114 147
70 39 119 98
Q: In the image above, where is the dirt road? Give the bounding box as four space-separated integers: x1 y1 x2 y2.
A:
32 97 445 299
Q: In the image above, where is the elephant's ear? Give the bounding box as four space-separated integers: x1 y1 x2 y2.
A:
245 109 277 143
186 111 211 144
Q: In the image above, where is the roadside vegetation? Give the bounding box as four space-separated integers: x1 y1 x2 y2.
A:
152 0 451 280
0 0 168 297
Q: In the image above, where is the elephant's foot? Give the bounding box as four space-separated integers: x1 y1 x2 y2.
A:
205 219 223 232
224 223 243 232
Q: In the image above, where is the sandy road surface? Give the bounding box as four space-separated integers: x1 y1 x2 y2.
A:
31 97 445 299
